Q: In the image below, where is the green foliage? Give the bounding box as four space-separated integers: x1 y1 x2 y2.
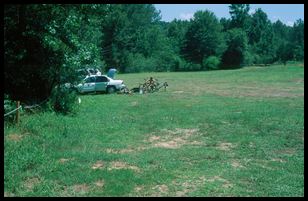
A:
221 28 248 68
229 4 250 29
48 85 78 115
126 53 156 73
4 4 107 112
167 19 190 54
126 51 180 73
101 4 162 72
220 17 231 32
182 10 226 65
290 19 304 61
278 42 294 65
246 9 277 64
248 8 269 45
202 56 221 70
243 48 255 66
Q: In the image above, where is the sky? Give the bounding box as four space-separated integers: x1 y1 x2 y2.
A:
154 4 304 26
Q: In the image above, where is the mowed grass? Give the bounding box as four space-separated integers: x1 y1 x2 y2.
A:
4 64 304 197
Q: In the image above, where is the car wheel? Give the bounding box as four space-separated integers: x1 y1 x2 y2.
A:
107 86 116 94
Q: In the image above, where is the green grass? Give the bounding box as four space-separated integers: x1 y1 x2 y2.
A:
4 64 304 197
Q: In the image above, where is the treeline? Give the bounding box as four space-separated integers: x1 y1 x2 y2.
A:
4 4 304 103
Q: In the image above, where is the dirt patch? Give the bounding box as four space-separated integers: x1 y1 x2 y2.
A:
23 177 41 191
161 128 199 136
206 176 233 189
150 184 169 197
105 146 147 154
7 133 23 142
72 184 89 193
172 91 184 94
292 78 304 84
4 192 15 197
60 184 90 196
131 101 138 106
274 148 296 156
253 159 275 170
153 184 169 193
217 142 236 151
134 185 144 193
132 184 169 197
59 158 74 163
173 176 206 197
230 160 244 169
107 161 140 172
153 138 185 149
94 180 105 187
148 135 161 142
270 158 286 163
222 183 234 189
105 148 135 154
206 175 224 182
176 189 190 197
91 160 105 170
105 128 202 156
147 128 202 149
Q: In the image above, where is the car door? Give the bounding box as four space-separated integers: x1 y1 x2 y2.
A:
82 77 96 92
95 76 109 92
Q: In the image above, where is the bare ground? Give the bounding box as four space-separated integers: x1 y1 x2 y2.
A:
107 161 140 172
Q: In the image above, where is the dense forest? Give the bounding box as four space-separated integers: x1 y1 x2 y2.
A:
4 4 304 107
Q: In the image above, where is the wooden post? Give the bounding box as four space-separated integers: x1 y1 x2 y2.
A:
16 101 20 125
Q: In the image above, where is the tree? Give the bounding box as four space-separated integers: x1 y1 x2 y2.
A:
220 17 231 32
273 20 290 40
272 20 291 62
229 4 250 30
279 42 293 65
257 25 275 64
290 19 304 61
247 8 270 45
166 19 190 54
4 4 107 108
101 4 162 73
221 28 248 68
4 4 66 102
202 56 221 70
165 19 190 71
246 8 276 64
182 10 225 69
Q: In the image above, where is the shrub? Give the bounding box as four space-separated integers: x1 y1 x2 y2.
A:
243 51 255 66
202 56 221 70
126 53 157 73
48 85 77 115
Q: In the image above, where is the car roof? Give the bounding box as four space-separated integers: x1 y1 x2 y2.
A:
85 75 110 79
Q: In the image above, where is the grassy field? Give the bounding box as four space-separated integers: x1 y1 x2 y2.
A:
4 64 304 197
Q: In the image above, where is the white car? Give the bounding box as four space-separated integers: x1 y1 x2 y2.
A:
76 75 125 94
